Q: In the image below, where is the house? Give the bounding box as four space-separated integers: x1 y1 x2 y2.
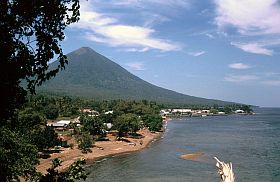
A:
172 109 192 115
81 108 100 116
105 110 113 115
235 109 245 114
104 123 113 129
160 109 170 116
47 120 71 129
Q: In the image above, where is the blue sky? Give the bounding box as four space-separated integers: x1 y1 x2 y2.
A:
61 0 280 107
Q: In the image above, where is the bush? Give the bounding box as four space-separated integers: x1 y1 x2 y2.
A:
77 133 94 153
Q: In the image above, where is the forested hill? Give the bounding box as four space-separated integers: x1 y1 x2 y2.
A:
39 47 233 106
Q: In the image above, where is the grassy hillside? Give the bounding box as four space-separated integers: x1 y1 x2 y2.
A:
39 47 233 106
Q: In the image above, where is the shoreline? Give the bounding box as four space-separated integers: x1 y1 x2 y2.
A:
36 128 163 174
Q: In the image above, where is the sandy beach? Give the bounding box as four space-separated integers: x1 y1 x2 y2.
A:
36 128 162 174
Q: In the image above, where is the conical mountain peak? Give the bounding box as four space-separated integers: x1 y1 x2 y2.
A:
72 46 96 55
40 47 232 106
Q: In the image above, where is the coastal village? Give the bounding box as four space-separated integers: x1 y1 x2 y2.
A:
45 107 251 142
39 107 163 174
35 104 252 179
47 107 251 130
160 108 253 118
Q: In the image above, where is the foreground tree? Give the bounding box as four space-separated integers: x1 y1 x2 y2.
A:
0 128 39 181
40 158 87 182
0 0 80 181
31 126 59 151
0 0 80 122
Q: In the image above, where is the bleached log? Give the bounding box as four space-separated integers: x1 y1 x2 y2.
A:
214 157 235 182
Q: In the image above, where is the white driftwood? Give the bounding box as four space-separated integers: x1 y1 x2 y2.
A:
214 157 235 182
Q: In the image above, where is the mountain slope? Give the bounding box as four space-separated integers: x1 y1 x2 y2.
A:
39 47 232 105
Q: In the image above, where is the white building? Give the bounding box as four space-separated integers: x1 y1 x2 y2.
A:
235 109 245 113
47 120 71 128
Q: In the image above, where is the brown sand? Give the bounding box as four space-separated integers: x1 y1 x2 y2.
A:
180 152 204 160
37 128 162 174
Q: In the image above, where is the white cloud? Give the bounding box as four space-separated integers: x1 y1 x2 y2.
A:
106 0 191 8
126 62 146 71
188 51 206 57
231 42 273 56
205 33 215 39
229 63 252 69
123 47 149 52
262 80 280 86
71 1 180 52
214 0 280 35
224 75 259 82
143 13 169 27
147 0 190 7
216 31 228 37
264 72 280 77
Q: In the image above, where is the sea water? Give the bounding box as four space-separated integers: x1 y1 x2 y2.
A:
84 108 280 182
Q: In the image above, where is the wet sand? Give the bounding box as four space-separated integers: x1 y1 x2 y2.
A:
180 152 205 160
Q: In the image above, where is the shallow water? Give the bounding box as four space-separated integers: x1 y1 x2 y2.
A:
84 108 280 182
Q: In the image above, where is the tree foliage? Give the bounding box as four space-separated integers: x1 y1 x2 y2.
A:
80 114 105 136
31 126 59 151
142 114 163 132
114 113 141 137
0 0 80 122
77 133 94 154
40 158 87 182
0 128 39 181
16 107 46 129
0 0 80 181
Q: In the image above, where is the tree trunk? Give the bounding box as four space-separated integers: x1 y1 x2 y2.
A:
214 157 235 182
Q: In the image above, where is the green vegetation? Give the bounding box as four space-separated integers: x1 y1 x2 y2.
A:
19 94 164 149
31 126 59 151
40 158 87 182
0 0 80 181
0 128 39 181
114 113 141 137
77 133 94 154
80 115 105 136
142 114 163 132
215 104 253 114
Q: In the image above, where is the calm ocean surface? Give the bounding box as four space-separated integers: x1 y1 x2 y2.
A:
84 108 280 182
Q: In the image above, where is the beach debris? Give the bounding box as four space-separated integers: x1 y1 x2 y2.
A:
214 157 235 182
97 147 104 150
180 151 204 160
128 142 136 146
